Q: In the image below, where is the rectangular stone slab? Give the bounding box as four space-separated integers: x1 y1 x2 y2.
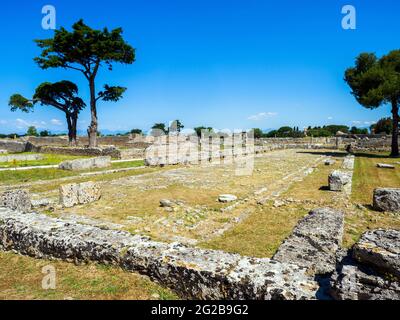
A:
58 156 111 171
0 207 318 300
353 229 400 280
273 208 344 275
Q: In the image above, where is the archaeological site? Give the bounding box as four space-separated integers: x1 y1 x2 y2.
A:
0 1 399 312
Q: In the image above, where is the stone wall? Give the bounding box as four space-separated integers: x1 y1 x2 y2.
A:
1 205 399 299
0 207 317 300
0 139 28 153
343 135 393 152
0 154 43 163
25 135 154 148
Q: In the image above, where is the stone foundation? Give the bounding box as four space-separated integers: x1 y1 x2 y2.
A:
0 207 318 300
59 156 111 171
0 154 43 163
273 208 344 275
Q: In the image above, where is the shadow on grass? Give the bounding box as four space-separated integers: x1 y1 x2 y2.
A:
296 151 347 158
319 186 330 191
352 152 392 159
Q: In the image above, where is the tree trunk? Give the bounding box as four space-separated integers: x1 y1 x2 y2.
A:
390 100 399 157
71 112 78 146
66 114 73 146
88 77 98 147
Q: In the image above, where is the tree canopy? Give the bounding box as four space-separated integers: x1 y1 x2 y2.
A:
371 117 392 135
9 81 85 145
34 19 135 147
345 50 400 156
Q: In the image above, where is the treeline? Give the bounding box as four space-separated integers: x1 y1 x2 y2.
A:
3 117 393 139
253 119 393 139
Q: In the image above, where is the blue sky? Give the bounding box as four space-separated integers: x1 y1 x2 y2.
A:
0 0 399 134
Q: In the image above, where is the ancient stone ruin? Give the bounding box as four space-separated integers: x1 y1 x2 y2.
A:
0 190 32 213
373 188 400 212
1 201 399 300
329 170 352 192
59 182 101 208
58 156 111 171
273 208 344 275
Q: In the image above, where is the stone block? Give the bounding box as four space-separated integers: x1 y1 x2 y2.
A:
373 188 400 212
329 170 351 191
0 190 31 213
59 182 101 208
273 208 344 275
58 156 111 171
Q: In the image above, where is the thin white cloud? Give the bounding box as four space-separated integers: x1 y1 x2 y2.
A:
351 120 376 126
327 116 333 120
51 119 62 126
0 120 8 125
247 112 278 121
15 118 46 129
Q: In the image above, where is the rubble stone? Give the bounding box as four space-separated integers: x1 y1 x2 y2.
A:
218 194 238 203
353 229 400 280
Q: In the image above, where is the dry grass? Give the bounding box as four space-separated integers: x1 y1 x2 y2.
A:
343 152 400 247
201 151 346 257
47 150 325 244
201 204 309 258
0 251 177 300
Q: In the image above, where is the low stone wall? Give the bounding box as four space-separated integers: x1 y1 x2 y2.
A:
273 208 344 275
1 205 399 299
330 229 400 299
59 156 111 171
0 139 28 153
345 136 393 152
145 142 334 166
0 154 43 163
25 135 154 148
0 207 317 300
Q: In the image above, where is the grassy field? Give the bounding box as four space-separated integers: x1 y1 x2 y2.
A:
201 152 345 257
202 151 400 256
0 251 177 300
352 152 400 205
343 152 400 247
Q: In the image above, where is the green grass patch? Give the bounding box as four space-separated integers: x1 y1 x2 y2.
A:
0 153 88 168
352 152 400 205
0 160 145 187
